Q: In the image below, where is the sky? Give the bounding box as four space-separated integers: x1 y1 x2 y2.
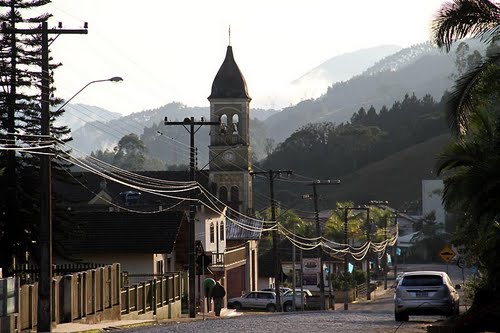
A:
35 0 448 116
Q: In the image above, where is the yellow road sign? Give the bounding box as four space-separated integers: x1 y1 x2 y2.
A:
439 244 456 263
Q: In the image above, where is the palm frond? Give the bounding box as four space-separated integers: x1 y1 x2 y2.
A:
432 0 500 51
445 49 500 134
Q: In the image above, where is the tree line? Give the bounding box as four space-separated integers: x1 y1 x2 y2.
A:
260 92 450 179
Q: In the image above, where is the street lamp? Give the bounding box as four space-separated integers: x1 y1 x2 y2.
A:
38 76 123 331
55 76 123 113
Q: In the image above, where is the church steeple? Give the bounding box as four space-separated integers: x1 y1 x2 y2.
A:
208 46 251 100
208 43 253 215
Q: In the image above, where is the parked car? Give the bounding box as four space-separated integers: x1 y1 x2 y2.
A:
283 288 313 297
394 271 460 321
227 291 278 312
282 289 311 311
261 287 291 295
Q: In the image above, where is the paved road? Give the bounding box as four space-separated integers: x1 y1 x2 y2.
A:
61 264 465 333
117 286 439 333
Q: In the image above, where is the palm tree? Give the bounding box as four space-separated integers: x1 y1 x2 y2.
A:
432 0 500 134
436 108 500 221
436 107 500 332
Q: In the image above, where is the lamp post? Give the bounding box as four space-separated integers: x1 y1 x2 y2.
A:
55 77 123 112
38 76 122 331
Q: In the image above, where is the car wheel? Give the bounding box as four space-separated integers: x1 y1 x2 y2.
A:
266 304 276 312
395 311 409 322
233 302 242 311
284 302 293 312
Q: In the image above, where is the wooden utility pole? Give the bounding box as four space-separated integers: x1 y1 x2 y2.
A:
1 21 87 332
250 170 292 312
343 208 349 310
164 116 220 318
366 207 371 301
307 180 340 310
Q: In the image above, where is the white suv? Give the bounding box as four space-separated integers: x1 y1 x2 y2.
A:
394 271 460 321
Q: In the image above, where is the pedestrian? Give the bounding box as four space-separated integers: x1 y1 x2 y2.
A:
211 280 226 316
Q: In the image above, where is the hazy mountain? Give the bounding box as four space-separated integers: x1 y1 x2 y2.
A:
70 102 207 153
56 103 121 132
265 42 466 142
70 102 277 156
289 45 402 101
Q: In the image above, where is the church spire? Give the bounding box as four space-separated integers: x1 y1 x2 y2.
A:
208 43 250 100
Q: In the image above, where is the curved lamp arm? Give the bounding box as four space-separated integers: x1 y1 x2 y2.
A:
55 76 123 113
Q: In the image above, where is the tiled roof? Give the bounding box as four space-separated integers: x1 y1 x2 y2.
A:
53 170 211 209
208 46 250 100
60 211 187 255
226 217 262 240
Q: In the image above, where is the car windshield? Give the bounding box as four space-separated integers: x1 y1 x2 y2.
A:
401 275 443 286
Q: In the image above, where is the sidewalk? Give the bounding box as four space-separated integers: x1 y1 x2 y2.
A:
347 285 395 312
51 308 240 333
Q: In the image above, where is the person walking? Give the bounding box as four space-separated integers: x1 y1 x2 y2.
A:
211 280 226 316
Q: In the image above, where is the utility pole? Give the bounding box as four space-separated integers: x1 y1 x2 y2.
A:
343 207 349 310
366 207 371 301
384 216 388 290
306 180 340 310
164 116 220 318
250 169 292 312
2 21 88 332
393 212 399 282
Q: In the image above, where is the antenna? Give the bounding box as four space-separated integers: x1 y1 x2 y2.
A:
228 25 231 46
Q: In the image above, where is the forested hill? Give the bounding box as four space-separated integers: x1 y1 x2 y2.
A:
264 42 460 142
255 93 451 210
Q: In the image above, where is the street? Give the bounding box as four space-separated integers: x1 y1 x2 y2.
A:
49 263 468 333
114 263 469 333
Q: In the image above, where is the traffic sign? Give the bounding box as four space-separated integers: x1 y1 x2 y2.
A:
439 244 456 263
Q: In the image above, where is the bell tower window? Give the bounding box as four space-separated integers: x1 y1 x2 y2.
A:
220 114 228 135
219 186 228 203
232 114 239 134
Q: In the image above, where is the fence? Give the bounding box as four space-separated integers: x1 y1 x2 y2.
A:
11 263 107 285
1 264 183 333
120 273 182 320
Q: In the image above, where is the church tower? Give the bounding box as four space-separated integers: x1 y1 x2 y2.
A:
208 45 252 215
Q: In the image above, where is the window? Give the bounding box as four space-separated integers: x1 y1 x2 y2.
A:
401 275 443 286
219 186 228 202
156 260 164 274
231 114 239 133
210 222 215 243
220 114 228 134
220 221 225 241
230 186 239 202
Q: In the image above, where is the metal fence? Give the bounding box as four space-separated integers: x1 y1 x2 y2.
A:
11 263 108 285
